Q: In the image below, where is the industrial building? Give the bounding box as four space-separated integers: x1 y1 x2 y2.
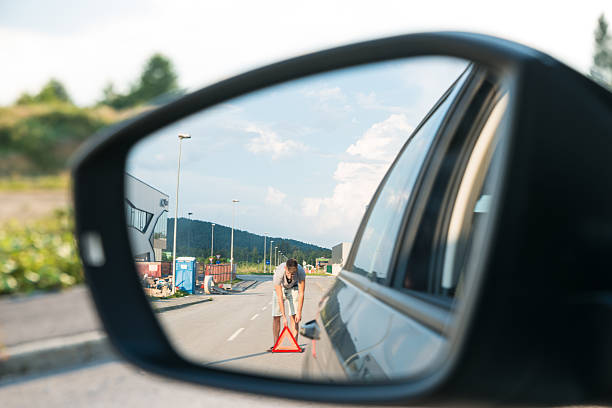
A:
125 173 169 261
331 242 352 275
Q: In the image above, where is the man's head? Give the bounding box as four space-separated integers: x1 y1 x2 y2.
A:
285 258 298 276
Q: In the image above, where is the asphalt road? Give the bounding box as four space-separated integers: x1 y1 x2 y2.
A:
0 275 344 408
0 286 101 348
158 275 335 379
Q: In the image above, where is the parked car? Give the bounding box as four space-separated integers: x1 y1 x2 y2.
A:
72 32 612 406
300 64 492 381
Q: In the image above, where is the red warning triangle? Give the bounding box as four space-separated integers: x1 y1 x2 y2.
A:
272 326 302 352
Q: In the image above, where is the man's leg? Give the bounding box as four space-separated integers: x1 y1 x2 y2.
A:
290 287 300 343
272 316 281 345
292 314 299 344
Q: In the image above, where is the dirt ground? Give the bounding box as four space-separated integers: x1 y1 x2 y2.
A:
0 190 71 224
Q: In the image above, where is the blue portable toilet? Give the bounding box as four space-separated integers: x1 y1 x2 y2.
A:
175 257 196 294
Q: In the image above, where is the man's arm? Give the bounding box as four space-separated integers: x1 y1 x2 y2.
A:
295 279 305 323
275 284 289 327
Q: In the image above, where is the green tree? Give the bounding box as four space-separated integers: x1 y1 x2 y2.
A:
36 79 72 104
100 53 178 109
133 53 178 102
15 79 72 105
15 92 35 105
590 14 612 89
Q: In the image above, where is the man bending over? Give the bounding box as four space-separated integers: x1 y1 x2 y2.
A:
269 258 306 351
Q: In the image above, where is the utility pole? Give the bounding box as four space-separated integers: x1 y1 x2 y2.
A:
269 240 274 273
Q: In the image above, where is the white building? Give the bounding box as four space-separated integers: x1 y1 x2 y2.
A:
125 173 169 261
331 242 352 274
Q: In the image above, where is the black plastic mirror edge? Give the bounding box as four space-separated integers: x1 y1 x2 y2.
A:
71 31 611 405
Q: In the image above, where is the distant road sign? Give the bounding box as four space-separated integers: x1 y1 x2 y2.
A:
266 260 270 265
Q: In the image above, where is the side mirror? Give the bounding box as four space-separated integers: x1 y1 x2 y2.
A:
71 32 612 405
299 320 320 340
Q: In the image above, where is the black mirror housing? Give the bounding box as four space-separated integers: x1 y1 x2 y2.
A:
71 31 612 405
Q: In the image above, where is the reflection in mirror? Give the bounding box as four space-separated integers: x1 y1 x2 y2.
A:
125 56 488 382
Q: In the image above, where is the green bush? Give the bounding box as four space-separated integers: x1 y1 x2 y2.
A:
0 104 136 176
6 106 107 171
0 208 82 295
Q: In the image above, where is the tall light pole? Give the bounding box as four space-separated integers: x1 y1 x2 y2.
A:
171 133 191 294
210 223 215 259
187 211 193 254
230 199 239 270
275 246 278 266
269 240 274 273
263 233 268 273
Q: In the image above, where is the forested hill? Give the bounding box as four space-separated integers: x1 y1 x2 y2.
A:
166 218 330 265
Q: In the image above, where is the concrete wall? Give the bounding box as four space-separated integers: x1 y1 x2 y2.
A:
331 242 352 265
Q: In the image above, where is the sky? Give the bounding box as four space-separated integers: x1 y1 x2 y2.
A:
126 57 468 247
2 1 611 248
1 1 610 106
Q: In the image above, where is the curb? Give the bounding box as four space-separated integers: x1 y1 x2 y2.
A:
232 280 258 293
0 331 113 383
152 297 213 313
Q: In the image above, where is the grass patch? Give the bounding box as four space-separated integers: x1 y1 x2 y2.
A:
0 173 70 191
236 272 273 275
236 262 265 274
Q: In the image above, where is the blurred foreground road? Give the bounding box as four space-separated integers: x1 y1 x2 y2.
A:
0 275 354 408
0 358 371 408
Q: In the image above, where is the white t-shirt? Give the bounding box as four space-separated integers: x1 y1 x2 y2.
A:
272 262 306 289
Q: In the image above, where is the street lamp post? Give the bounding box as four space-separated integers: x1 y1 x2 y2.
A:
263 233 268 273
274 246 278 266
187 212 193 254
210 223 215 259
269 240 274 273
230 199 239 271
171 133 191 295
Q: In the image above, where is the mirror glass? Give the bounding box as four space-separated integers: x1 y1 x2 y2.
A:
125 56 490 382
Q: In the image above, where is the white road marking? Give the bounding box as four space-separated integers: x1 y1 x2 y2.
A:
251 314 259 320
261 306 267 311
227 328 244 342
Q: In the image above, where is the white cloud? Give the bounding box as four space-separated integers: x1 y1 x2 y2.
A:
302 84 352 115
304 86 345 101
245 124 306 159
300 160 384 234
302 197 323 216
347 113 414 161
355 91 409 114
266 186 287 205
300 113 415 239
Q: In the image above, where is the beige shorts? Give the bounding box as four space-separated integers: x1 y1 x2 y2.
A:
272 286 299 317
